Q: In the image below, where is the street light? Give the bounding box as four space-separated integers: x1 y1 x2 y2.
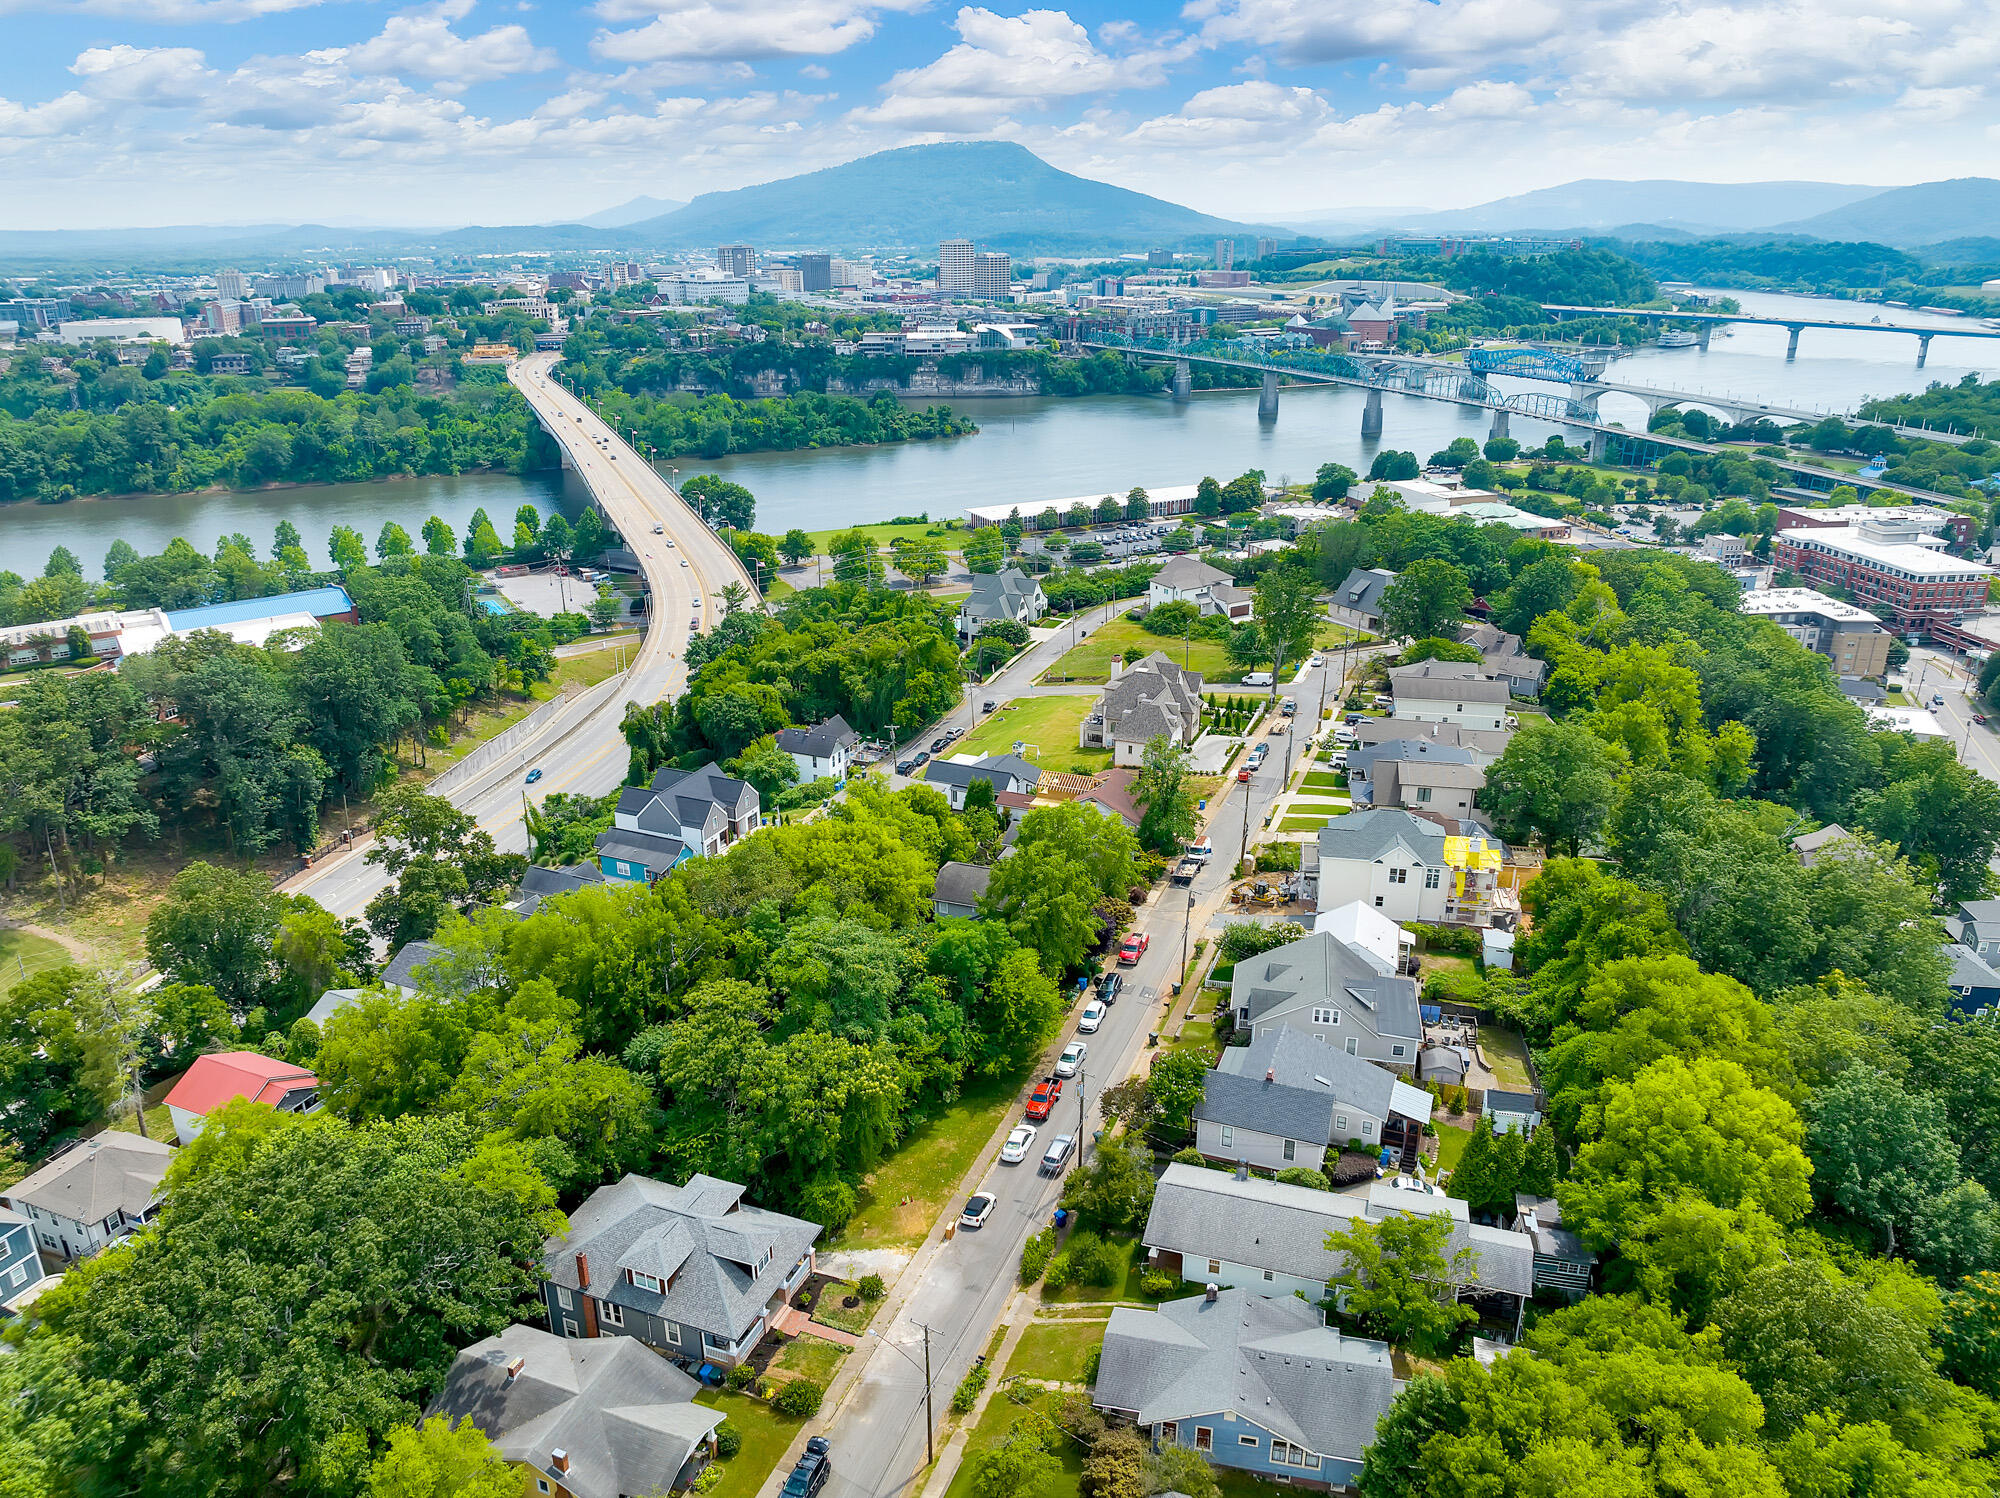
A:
863 1323 937 1465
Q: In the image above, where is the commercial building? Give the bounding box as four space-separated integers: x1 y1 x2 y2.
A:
1772 515 1995 633
938 238 976 295
214 269 248 298
2 297 70 330
796 253 833 292
1213 239 1234 270
962 485 1202 529
1196 270 1251 288
715 244 756 278
57 317 186 345
1776 503 1972 551
1738 587 1891 677
0 584 357 668
972 251 1012 300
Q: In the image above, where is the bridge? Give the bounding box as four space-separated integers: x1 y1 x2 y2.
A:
1538 303 2000 367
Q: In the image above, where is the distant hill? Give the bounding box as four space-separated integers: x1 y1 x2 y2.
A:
1395 179 1885 235
626 142 1281 255
1776 179 2000 246
575 196 685 230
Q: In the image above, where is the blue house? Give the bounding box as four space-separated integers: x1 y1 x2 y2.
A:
1092 1286 1395 1488
595 763 761 884
0 1207 47 1315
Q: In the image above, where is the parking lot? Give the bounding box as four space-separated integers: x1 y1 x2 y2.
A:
489 569 600 616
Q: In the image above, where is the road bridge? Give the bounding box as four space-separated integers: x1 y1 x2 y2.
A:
1538 303 2000 367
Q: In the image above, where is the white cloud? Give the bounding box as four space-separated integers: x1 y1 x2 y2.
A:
0 0 324 20
1186 0 1572 76
0 91 97 140
342 1 559 86
1126 78 1331 147
70 45 215 104
590 0 925 62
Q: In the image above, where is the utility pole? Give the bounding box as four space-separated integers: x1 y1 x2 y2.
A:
919 1321 935 1466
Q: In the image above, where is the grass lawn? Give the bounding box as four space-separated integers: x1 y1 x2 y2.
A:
1419 955 1484 1005
0 928 70 997
1315 621 1371 648
693 1390 806 1498
1301 772 1346 791
841 1066 1029 1251
802 520 962 553
952 697 1111 777
1010 1315 1109 1385
1278 814 1341 832
773 1334 849 1386
943 1384 1088 1498
1043 616 1246 686
1040 1235 1149 1305
1482 1025 1534 1091
1434 1121 1474 1177
765 576 796 598
1165 1018 1218 1061
549 645 631 692
810 1281 882 1335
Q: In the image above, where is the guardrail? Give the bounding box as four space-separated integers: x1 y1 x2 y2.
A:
427 670 630 798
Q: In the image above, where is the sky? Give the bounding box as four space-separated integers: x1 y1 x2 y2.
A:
4 0 1998 229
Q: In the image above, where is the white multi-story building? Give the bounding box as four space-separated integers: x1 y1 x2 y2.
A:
938 238 976 296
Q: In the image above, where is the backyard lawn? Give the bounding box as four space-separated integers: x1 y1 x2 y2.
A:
1042 616 1247 686
952 697 1111 776
809 1281 881 1335
1482 1025 1534 1091
773 1334 848 1387
692 1390 805 1498
942 1383 1088 1498
1009 1314 1110 1385
1434 1121 1474 1177
840 1066 1029 1251
0 928 70 997
1040 1235 1149 1305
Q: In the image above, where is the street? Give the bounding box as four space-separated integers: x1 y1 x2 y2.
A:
1909 647 2000 783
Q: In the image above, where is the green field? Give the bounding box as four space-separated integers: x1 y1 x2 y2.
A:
951 697 1111 776
1009 1315 1109 1385
692 1390 807 1498
841 1066 1029 1250
773 1334 849 1386
1435 1121 1473 1177
0 928 70 996
1482 1025 1535 1090
801 520 964 554
1043 616 1247 686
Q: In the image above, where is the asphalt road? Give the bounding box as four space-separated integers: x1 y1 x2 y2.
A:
823 650 1347 1498
280 352 755 920
1908 647 2000 782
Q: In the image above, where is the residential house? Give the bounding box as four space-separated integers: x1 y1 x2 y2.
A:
1312 899 1412 974
1092 1286 1394 1489
425 1323 723 1498
955 568 1047 640
596 764 761 883
0 1208 50 1313
306 987 369 1028
382 939 450 996
1313 808 1510 928
164 1051 320 1145
1349 717 1512 770
2 1133 173 1263
1079 653 1204 766
926 752 1042 811
508 863 606 917
1388 659 1509 731
1344 737 1483 817
1147 557 1254 621
1192 1025 1433 1172
1947 899 2000 964
1482 1090 1542 1135
774 716 859 786
1791 824 1856 868
1075 766 1143 829
1229 927 1422 1070
1331 567 1396 632
1457 622 1547 699
1512 1194 1594 1300
932 861 992 919
539 1173 820 1369
1946 944 2000 1016
1141 1165 1534 1335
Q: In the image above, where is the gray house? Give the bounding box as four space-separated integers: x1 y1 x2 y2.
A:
1388 660 1509 731
1344 737 1482 817
1230 928 1423 1071
1350 718 1512 770
926 752 1042 811
1193 1025 1433 1174
508 863 606 917
775 716 859 786
1512 1194 1594 1300
933 861 993 919
1948 899 2000 964
1458 622 1546 698
1331 567 1396 631
1092 1287 1394 1489
1080 653 1204 767
426 1323 723 1498
596 763 761 884
955 568 1047 640
1482 1090 1542 1135
540 1173 820 1368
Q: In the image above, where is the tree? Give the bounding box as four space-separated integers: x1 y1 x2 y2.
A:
295 623 425 797
329 524 369 572
729 737 801 803
1326 1211 1477 1357
1379 558 1471 642
982 840 1103 975
0 965 123 1153
891 536 949 586
1942 1271 2000 1397
682 475 756 530
779 528 813 567
365 786 526 948
1444 1119 1513 1217
1131 734 1197 856
365 1421 520 1498
968 1420 1063 1498
375 522 414 561
1252 564 1322 703
1519 1125 1558 1197
1806 1066 1969 1261
1312 461 1357 501
962 527 1004 573
1126 487 1152 521
1480 719 1619 857
1144 1444 1218 1498
1063 1138 1156 1232
421 515 454 558
1193 476 1223 517
1148 1048 1212 1133
1367 450 1420 481
1853 737 2000 905
145 862 302 1011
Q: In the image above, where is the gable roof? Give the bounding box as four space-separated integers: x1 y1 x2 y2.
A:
1151 556 1232 591
1095 1288 1392 1461
163 584 354 632
306 987 369 1027
1388 660 1510 703
933 861 993 909
1202 1025 1432 1141
4 1132 173 1223
544 1173 821 1343
1336 567 1396 616
961 568 1043 619
1947 942 2000 994
649 763 759 827
1315 807 1450 868
1079 766 1143 828
594 829 688 872
164 1051 318 1117
381 939 450 993
426 1324 720 1498
774 715 858 757
1231 926 1422 1042
1313 901 1405 975
510 862 606 915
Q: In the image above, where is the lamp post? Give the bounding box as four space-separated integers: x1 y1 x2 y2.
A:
865 1324 937 1466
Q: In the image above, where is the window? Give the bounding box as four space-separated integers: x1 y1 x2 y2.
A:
1160 1422 1178 1444
663 1322 682 1347
628 1270 663 1294
537 1481 551 1494
555 1286 572 1309
1417 787 1432 803
561 1318 580 1338
1391 1044 1406 1058
1424 868 1440 889
1220 1126 1235 1148
1262 1269 1275 1282
1389 867 1407 884
1238 1435 1260 1448
1374 897 1384 908
601 1300 624 1328
1362 1120 1374 1137
1335 1114 1347 1133
1312 1006 1336 1025
5 1263 24 1287
1346 1037 1359 1056
1207 1259 1222 1276
1195 1428 1213 1453
1282 1139 1296 1162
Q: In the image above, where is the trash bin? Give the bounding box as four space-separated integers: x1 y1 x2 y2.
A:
1148 1030 1159 1047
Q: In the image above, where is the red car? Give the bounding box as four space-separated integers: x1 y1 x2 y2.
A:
1025 1076 1063 1121
1118 932 1150 965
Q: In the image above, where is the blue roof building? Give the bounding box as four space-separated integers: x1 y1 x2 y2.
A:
163 585 357 633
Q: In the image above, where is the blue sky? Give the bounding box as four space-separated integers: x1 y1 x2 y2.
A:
3 0 1993 229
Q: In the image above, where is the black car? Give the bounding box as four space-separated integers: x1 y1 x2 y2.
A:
896 758 917 774
781 1449 830 1498
1097 970 1124 1003
914 750 931 766
932 736 949 753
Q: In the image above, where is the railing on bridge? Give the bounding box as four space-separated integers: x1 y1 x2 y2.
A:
1464 347 1597 384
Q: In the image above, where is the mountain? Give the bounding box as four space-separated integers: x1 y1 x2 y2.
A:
1775 179 2000 246
625 142 1283 255
575 195 685 230
1370 179 1886 235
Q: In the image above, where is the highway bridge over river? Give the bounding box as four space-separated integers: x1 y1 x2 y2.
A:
1538 303 2000 367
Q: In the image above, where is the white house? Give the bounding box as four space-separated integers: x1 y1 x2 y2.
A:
1192 1025 1433 1172
1388 660 1509 731
1313 808 1508 927
1229 927 1423 1070
774 716 859 785
1147 557 1253 621
1079 652 1204 766
1 1133 173 1263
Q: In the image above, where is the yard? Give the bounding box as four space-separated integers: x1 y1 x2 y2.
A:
840 1066 1029 1251
807 1279 881 1336
1481 1025 1535 1091
1039 1234 1149 1305
1434 1121 1474 1177
0 927 70 996
692 1390 805 1498
942 1383 1089 1498
1042 616 1248 686
1010 1314 1110 1384
951 697 1111 777
772 1333 848 1387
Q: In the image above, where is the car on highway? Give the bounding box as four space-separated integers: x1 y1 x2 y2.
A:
524 768 543 784
1000 1124 1038 1164
1118 932 1150 965
666 538 676 547
680 559 689 568
1056 1040 1087 1077
959 1192 997 1229
1933 693 1947 708
1097 970 1124 1003
652 523 663 533
1077 999 1107 1033
1025 1076 1063 1121
1040 1134 1076 1176
780 1445 831 1498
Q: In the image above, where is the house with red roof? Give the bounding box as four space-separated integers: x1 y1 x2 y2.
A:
164 1051 322 1146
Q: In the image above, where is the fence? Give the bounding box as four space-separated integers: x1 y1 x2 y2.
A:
426 671 630 799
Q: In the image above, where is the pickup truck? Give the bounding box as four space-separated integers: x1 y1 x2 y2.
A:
1170 857 1200 885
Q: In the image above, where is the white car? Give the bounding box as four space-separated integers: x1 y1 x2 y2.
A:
1307 654 1324 668
1056 1041 1087 1078
1334 725 1356 743
652 523 664 534
1000 1124 1038 1164
680 559 689 568
666 538 676 548
1077 1000 1106 1034
959 1191 997 1228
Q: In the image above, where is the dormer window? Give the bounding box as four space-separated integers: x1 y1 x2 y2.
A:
627 1270 664 1294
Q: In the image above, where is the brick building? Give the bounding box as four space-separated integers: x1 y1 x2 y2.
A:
1772 516 1993 634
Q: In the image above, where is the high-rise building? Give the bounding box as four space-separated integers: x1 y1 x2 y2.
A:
1147 248 1174 267
716 245 756 278
937 238 976 295
1256 238 1278 261
0 297 69 330
215 269 247 299
796 253 833 293
1213 240 1234 271
972 252 1011 300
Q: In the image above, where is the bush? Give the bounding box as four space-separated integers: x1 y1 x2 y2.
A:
726 1362 757 1391
1020 1228 1056 1285
1274 1166 1331 1191
1051 1230 1120 1290
714 1421 743 1460
691 1465 726 1494
1219 921 1307 962
858 1273 886 1302
1082 1345 1102 1386
798 1176 858 1232
773 1380 824 1418
951 1361 990 1414
1140 1270 1177 1298
1255 843 1301 873
1410 921 1481 957
1171 1146 1206 1166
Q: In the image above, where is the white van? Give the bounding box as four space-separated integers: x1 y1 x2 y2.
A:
1242 672 1274 688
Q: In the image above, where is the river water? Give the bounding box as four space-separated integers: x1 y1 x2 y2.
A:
5 289 1992 577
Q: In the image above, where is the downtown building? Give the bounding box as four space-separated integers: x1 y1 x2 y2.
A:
939 238 1011 299
1771 514 1995 635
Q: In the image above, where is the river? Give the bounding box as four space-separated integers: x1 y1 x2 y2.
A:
6 288 1991 577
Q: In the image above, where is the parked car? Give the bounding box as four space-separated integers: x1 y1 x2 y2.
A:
1185 840 1213 863
914 751 931 766
1097 971 1124 1002
1334 725 1356 743
525 768 543 784
982 700 997 713
931 736 949 753
1077 1000 1106 1033
1243 672 1274 687
896 758 917 774
1118 932 1150 965
944 727 964 743
781 1448 830 1498
959 1192 997 1229
1000 1124 1038 1163
1040 1134 1076 1176
1237 765 1252 784
1056 1040 1087 1077
1025 1076 1063 1121
1247 744 1269 769
1281 697 1297 716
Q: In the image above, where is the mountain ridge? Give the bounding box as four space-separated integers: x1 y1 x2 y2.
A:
1774 178 2000 246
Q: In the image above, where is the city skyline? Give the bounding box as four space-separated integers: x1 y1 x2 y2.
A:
4 0 1995 230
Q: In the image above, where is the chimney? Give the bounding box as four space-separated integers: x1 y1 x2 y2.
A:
574 1252 590 1289
505 1356 525 1382
552 1450 571 1475
1205 1283 1219 1303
